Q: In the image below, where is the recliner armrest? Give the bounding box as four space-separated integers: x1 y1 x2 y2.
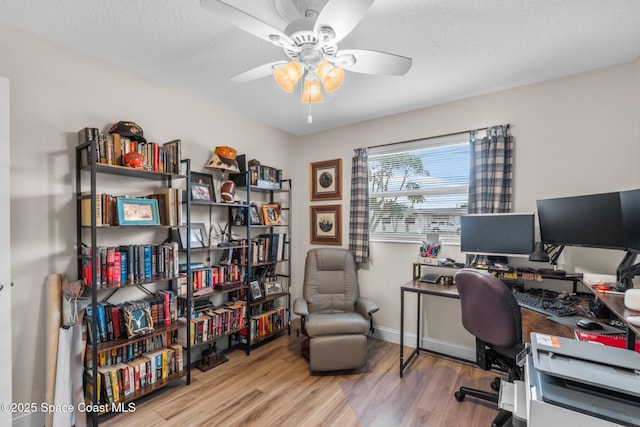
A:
293 298 309 316
356 296 379 317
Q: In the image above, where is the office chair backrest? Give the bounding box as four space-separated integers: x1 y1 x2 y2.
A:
303 248 359 314
455 268 522 348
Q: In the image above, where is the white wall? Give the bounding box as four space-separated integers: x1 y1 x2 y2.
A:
2 18 640 426
291 59 640 353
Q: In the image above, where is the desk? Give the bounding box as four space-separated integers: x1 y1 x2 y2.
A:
594 290 640 349
398 279 575 377
399 280 459 377
399 274 639 377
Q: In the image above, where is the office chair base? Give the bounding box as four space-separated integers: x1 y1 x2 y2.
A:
455 386 499 404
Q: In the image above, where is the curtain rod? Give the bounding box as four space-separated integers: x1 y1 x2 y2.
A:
366 123 510 150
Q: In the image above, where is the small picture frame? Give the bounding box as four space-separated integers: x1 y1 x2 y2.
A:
249 280 263 301
262 203 281 225
249 204 262 225
310 158 342 201
264 280 283 296
117 198 161 226
310 204 342 245
231 206 247 226
178 222 208 249
190 172 215 202
124 304 154 339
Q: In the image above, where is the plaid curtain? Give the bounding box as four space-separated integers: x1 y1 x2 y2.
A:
349 148 369 263
468 126 513 214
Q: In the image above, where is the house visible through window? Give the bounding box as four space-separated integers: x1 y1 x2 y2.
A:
369 133 470 243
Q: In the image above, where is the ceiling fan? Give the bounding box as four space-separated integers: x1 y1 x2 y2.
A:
200 0 412 107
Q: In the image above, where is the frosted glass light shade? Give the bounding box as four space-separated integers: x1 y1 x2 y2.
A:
317 61 344 93
274 62 302 93
302 80 324 104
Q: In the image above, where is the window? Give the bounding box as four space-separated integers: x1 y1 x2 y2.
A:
369 133 470 243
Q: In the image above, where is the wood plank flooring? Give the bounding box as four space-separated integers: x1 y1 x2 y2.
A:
100 323 504 427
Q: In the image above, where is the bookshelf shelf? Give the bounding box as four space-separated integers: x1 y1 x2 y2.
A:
75 129 192 426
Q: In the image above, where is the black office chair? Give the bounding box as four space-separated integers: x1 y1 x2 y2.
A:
453 268 525 427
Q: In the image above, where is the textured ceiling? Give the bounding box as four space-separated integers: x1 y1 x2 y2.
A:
1 0 640 136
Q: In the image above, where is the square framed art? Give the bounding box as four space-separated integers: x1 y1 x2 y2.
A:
310 158 341 201
190 171 215 202
310 204 342 245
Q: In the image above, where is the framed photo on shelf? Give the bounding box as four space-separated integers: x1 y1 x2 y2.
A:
262 203 281 225
310 204 342 245
178 222 208 249
249 280 263 301
249 204 262 225
310 158 342 201
190 171 215 202
264 280 283 296
116 198 161 226
123 303 154 339
231 206 246 226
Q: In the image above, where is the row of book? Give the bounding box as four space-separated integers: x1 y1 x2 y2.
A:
87 332 176 370
81 242 180 289
222 234 287 266
80 188 182 227
86 344 183 405
86 290 177 344
234 306 286 343
78 127 182 174
177 264 246 297
248 164 282 189
177 301 247 346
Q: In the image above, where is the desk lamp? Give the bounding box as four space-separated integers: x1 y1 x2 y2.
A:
529 242 566 276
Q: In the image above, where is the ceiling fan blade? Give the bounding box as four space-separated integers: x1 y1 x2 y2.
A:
200 0 294 46
231 61 287 83
337 49 413 76
313 0 374 43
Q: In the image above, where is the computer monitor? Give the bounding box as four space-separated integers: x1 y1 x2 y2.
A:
536 192 626 250
620 188 640 254
460 213 534 257
617 189 640 290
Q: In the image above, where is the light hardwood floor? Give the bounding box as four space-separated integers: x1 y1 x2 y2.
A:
100 325 503 427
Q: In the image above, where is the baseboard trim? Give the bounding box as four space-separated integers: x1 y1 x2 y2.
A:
371 325 476 362
13 411 43 427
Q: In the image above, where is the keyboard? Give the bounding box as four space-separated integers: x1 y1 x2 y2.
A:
419 273 442 284
512 290 578 317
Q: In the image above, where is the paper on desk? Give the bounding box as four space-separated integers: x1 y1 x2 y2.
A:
582 273 616 286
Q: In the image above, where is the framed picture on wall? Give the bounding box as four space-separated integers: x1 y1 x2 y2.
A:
310 204 342 245
310 158 342 201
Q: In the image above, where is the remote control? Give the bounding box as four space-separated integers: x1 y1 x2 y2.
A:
627 316 640 326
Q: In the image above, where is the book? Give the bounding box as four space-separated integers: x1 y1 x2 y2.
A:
80 191 102 227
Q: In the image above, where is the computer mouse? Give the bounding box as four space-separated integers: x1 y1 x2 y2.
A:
576 319 604 330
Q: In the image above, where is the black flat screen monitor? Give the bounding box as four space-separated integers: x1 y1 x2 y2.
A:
536 192 626 250
620 188 640 254
460 213 534 256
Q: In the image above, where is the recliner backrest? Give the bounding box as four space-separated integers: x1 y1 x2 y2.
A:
455 268 522 348
303 248 359 314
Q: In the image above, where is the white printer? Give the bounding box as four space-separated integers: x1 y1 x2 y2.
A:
499 333 640 427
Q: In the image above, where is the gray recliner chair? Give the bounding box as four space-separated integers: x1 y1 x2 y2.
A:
293 248 379 372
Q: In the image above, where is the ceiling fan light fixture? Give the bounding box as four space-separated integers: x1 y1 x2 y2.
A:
302 80 324 104
274 61 302 93
317 61 344 93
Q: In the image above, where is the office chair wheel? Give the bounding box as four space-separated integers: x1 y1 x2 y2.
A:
454 391 465 402
491 377 500 391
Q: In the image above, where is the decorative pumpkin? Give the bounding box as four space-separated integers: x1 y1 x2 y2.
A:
221 180 236 203
123 151 145 168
